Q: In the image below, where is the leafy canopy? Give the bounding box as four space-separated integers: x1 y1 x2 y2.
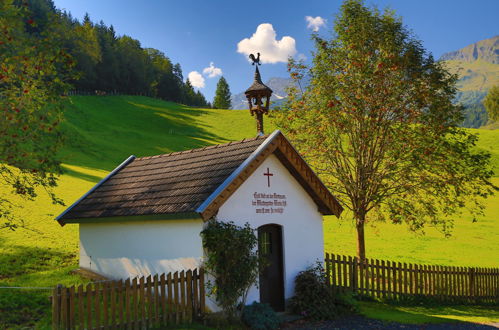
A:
0 0 74 230
483 85 499 122
273 0 495 259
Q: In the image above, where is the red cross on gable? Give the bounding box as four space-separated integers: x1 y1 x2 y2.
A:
263 167 273 187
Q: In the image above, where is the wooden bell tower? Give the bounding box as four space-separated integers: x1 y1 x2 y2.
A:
245 53 273 136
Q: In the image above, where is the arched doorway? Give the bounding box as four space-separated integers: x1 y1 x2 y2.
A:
258 224 285 311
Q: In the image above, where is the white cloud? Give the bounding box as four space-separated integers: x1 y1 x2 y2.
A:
297 53 307 61
305 16 326 32
202 62 223 78
187 71 205 88
237 23 297 64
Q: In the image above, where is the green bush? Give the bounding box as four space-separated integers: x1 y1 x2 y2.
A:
200 219 263 320
289 263 356 320
242 302 279 330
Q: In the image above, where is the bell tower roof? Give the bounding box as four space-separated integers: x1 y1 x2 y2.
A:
245 66 273 95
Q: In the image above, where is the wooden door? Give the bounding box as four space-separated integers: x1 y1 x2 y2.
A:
258 224 285 311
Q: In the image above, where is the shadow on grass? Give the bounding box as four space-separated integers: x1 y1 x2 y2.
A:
0 244 76 282
61 96 232 172
61 164 103 183
358 301 499 327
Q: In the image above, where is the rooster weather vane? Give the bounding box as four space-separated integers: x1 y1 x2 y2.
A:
249 53 261 66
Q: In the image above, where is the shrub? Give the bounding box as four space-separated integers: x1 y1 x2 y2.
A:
242 302 280 330
289 263 356 320
200 219 263 320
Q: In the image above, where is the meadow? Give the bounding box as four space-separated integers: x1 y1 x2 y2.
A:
0 95 497 328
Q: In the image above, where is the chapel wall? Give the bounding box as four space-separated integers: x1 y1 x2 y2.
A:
217 154 325 306
79 218 204 279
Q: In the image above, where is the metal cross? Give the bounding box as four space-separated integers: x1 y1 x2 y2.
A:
263 167 273 187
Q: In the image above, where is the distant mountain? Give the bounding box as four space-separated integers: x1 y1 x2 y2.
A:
440 35 499 128
440 35 499 64
231 77 298 110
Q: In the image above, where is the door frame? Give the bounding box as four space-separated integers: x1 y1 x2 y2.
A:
257 223 285 311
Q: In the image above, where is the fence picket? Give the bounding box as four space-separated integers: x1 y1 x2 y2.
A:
160 274 167 325
167 273 173 324
342 255 348 291
186 270 193 323
154 274 160 326
139 276 146 327
61 287 68 330
117 280 124 327
336 254 342 293
147 275 153 327
180 271 186 322
77 285 84 329
326 253 332 287
95 282 101 329
86 283 92 330
110 281 116 328
132 278 138 330
199 268 205 316
192 269 199 318
174 271 180 324
125 278 131 327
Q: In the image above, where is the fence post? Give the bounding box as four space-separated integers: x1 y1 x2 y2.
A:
52 284 62 330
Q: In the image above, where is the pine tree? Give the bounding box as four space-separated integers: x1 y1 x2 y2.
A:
213 76 231 109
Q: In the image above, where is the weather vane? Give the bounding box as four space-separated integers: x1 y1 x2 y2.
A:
249 53 261 66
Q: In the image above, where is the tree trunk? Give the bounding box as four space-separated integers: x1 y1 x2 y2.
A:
355 215 366 262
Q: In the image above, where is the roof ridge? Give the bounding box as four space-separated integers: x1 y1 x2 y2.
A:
135 134 271 160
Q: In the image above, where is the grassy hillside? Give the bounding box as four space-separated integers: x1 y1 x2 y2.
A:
1 95 498 327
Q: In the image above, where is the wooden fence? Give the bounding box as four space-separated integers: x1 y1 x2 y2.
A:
325 253 499 304
52 269 205 329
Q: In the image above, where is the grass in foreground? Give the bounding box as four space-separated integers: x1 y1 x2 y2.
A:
358 301 499 325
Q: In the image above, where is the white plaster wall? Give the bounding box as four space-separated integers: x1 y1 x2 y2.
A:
217 154 325 307
79 219 204 279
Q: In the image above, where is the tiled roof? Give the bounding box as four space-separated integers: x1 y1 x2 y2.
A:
57 130 343 223
58 135 267 220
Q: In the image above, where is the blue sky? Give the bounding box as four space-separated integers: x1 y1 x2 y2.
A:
52 0 498 102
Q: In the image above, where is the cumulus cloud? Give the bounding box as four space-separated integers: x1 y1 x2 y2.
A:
305 16 326 32
187 71 205 88
237 23 297 64
202 62 223 78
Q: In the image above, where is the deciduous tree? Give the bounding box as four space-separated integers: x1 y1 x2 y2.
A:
274 0 495 261
0 0 73 230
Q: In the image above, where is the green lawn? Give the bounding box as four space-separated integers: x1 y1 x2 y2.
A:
1 95 498 328
358 301 499 324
